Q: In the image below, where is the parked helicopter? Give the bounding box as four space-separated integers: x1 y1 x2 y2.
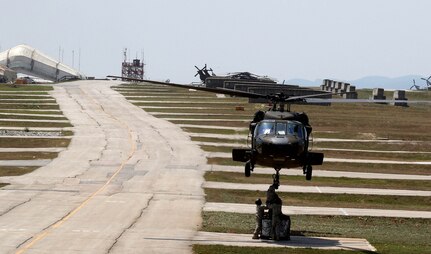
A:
194 64 277 88
107 75 342 184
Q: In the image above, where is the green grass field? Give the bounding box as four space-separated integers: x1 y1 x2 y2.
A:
0 110 62 115
114 83 431 254
0 85 72 180
0 137 71 148
0 152 59 160
199 212 431 254
205 171 431 191
205 188 431 211
207 157 431 175
0 84 52 91
193 246 369 254
0 121 72 128
0 114 67 120
200 144 431 161
0 166 39 177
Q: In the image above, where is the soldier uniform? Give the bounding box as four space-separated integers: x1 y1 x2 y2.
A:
271 196 282 240
266 184 278 207
252 199 266 239
266 184 283 241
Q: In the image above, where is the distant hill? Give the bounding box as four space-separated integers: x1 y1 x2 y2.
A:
285 78 322 87
287 75 426 90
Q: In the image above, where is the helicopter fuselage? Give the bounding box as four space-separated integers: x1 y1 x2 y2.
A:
232 110 323 180
253 129 305 168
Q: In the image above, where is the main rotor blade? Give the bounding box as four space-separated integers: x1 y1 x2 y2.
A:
284 91 342 102
306 98 431 104
107 75 266 99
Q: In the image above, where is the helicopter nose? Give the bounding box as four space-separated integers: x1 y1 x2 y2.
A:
258 137 300 157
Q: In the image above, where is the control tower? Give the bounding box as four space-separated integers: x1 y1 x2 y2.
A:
121 49 144 80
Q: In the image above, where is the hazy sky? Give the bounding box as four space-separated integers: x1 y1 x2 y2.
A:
1 0 430 83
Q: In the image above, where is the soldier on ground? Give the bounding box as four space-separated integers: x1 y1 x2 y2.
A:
252 198 266 239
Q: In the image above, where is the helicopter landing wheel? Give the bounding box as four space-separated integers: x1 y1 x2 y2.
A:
305 165 312 181
245 161 251 177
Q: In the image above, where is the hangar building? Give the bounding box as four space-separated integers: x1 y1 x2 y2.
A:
0 44 85 82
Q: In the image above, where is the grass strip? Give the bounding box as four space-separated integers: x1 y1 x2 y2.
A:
205 171 431 191
318 162 431 175
0 104 60 110
0 130 73 136
0 138 70 148
207 157 431 175
0 152 58 160
192 136 248 144
0 183 9 188
204 188 431 211
200 145 243 153
183 127 248 135
153 114 251 120
0 100 56 104
200 145 431 161
0 110 62 115
194 245 358 254
125 97 242 102
0 84 52 91
171 120 248 128
0 121 72 128
319 150 431 161
144 107 256 114
134 102 245 108
0 96 52 99
199 212 431 254
207 157 243 166
313 141 431 153
0 166 39 176
0 115 67 120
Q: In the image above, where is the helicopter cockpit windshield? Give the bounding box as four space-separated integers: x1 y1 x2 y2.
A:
255 121 305 138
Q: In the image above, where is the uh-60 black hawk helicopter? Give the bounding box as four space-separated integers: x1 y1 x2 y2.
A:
107 74 341 186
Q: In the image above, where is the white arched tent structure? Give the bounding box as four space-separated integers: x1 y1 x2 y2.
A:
0 44 85 82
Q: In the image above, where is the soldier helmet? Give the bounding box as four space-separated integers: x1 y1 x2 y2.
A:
255 198 262 205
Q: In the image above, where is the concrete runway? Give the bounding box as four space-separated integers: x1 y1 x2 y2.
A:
0 80 207 254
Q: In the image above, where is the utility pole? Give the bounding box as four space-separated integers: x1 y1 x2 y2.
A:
78 48 81 71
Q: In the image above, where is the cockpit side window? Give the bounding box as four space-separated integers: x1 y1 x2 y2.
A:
287 122 305 138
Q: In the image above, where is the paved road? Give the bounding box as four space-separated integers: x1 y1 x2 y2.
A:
205 202 431 218
203 181 431 196
0 80 206 254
